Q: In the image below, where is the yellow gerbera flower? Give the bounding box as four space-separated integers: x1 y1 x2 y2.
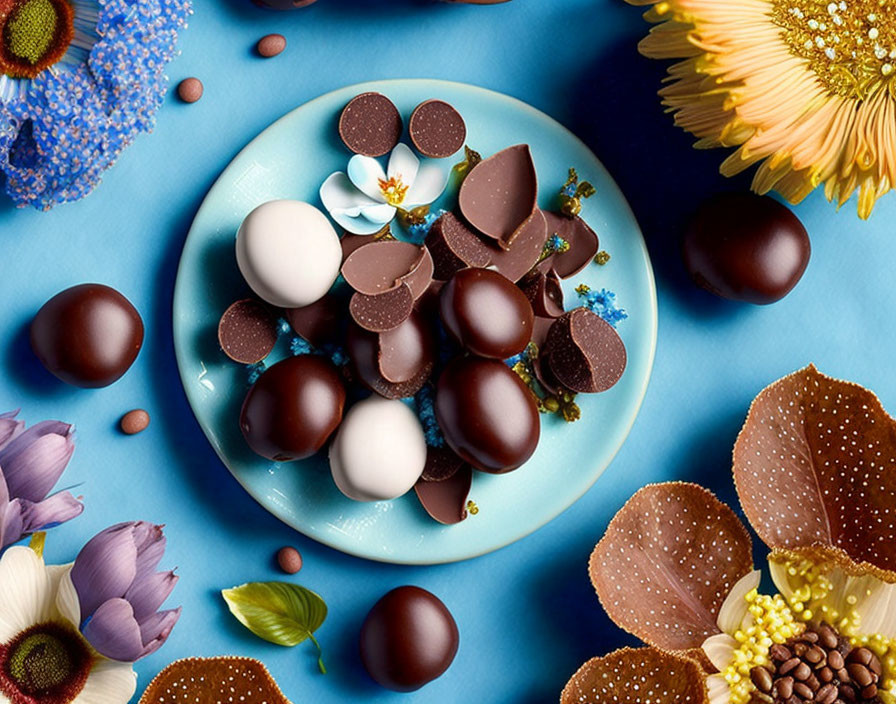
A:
627 0 896 218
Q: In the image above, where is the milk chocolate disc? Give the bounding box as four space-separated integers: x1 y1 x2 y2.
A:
350 284 414 333
342 240 433 300
426 212 492 280
459 144 538 249
542 210 599 279
486 208 548 282
409 100 466 159
545 308 626 394
218 299 279 364
518 268 564 318
341 231 378 263
338 92 402 157
415 464 473 525
421 445 465 482
285 294 345 348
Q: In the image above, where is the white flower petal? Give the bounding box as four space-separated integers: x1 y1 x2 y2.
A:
706 673 731 704
702 632 738 671
320 172 380 217
404 163 449 207
387 143 419 187
53 566 81 628
0 546 53 642
347 155 387 202
331 211 392 236
360 203 397 225
72 658 137 704
767 557 793 602
717 570 761 634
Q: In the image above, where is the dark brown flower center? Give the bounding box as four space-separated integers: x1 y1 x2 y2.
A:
0 622 92 704
0 0 74 80
750 622 885 703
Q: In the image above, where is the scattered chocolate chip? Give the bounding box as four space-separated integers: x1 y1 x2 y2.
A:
218 299 279 364
339 92 402 157
421 445 465 482
350 284 414 333
256 33 286 57
276 546 303 574
342 240 432 299
486 207 548 282
518 268 564 318
177 77 203 103
425 212 492 280
284 294 345 348
459 144 538 249
545 308 626 394
542 210 600 279
415 464 473 525
120 409 150 435
408 100 466 159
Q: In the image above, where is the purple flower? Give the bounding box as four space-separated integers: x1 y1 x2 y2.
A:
0 411 83 550
71 521 180 662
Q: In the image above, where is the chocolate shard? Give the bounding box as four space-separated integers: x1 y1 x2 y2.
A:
421 445 466 482
284 293 345 348
545 308 626 393
349 284 414 333
415 464 473 525
218 299 279 365
518 268 564 318
486 208 548 283
426 212 492 280
342 240 433 301
338 92 402 157
459 144 538 249
340 231 378 263
542 210 600 279
409 100 467 159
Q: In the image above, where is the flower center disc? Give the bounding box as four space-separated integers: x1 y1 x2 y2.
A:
0 623 92 703
0 0 74 79
379 176 408 207
773 0 896 98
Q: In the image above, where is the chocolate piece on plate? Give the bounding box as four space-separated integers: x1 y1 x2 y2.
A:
545 308 626 394
340 230 382 263
284 293 345 348
421 445 466 482
486 207 548 282
349 284 415 333
542 210 599 279
415 464 473 525
409 100 466 159
518 268 564 318
342 240 433 300
458 144 538 249
426 212 492 280
339 92 402 157
218 298 279 364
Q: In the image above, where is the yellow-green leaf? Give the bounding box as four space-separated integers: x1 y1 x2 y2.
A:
222 582 328 673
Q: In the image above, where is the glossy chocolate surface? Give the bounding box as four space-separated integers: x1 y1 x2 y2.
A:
435 356 540 474
360 586 459 692
440 268 533 359
415 464 472 525
240 355 345 461
545 309 626 394
683 192 810 304
31 283 144 388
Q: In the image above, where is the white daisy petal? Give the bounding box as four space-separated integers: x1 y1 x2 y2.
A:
702 632 738 671
717 570 761 634
320 172 379 216
0 546 53 641
53 566 81 628
72 658 137 704
404 163 449 208
331 211 392 236
386 143 419 187
706 673 731 704
360 203 397 225
347 155 388 202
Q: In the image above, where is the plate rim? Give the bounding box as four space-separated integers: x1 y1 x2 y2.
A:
172 78 658 565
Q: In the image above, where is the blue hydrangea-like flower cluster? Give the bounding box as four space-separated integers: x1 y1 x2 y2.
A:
576 285 628 327
414 383 444 448
406 208 446 244
0 0 192 210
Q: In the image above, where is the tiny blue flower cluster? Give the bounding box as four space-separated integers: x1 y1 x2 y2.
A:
576 285 628 327
414 384 444 448
406 208 446 244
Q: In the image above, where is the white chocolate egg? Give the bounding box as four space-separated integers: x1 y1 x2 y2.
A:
236 200 341 308
329 397 427 502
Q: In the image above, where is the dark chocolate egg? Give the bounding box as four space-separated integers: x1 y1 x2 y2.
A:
683 192 810 304
435 356 540 474
30 284 144 388
346 311 436 400
240 355 345 461
252 0 317 9
360 586 459 692
439 268 534 359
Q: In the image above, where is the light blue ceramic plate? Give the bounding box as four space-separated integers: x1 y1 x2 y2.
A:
172 79 657 565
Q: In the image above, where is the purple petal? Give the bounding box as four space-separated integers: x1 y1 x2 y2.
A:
71 523 138 621
1 500 24 550
0 411 24 452
81 598 145 662
132 522 166 581
0 421 75 502
18 491 84 534
124 570 177 622
136 608 181 660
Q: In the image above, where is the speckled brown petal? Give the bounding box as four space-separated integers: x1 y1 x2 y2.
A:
560 648 709 704
590 482 753 651
733 364 896 575
138 657 291 704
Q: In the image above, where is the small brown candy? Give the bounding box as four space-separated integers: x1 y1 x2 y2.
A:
349 284 414 333
256 33 286 57
409 100 466 159
177 77 203 103
425 212 492 280
218 299 279 364
276 546 302 574
545 308 626 394
414 464 473 525
339 92 402 157
120 409 150 435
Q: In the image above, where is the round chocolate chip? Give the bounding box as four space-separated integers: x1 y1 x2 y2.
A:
339 92 402 157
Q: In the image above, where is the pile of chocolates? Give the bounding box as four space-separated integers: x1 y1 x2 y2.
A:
218 91 627 525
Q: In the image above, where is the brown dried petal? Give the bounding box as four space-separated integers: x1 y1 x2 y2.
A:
139 657 290 704
561 647 709 704
734 364 896 575
590 482 753 651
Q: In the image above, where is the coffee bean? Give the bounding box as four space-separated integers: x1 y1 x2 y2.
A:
818 666 833 683
861 684 877 698
815 683 838 704
751 665 773 692
177 77 203 103
847 663 872 686
836 668 850 683
256 33 286 58
806 646 824 663
120 409 150 435
828 651 844 669
818 625 838 649
840 684 857 701
867 652 882 676
793 682 813 698
776 676 795 698
781 657 802 674
802 631 819 643
795 642 809 656
805 673 820 689
771 644 793 661
847 648 873 666
793 662 812 680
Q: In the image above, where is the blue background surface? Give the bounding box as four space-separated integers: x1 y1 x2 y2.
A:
1 0 895 701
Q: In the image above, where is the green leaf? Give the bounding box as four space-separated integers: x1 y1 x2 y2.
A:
222 582 328 673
